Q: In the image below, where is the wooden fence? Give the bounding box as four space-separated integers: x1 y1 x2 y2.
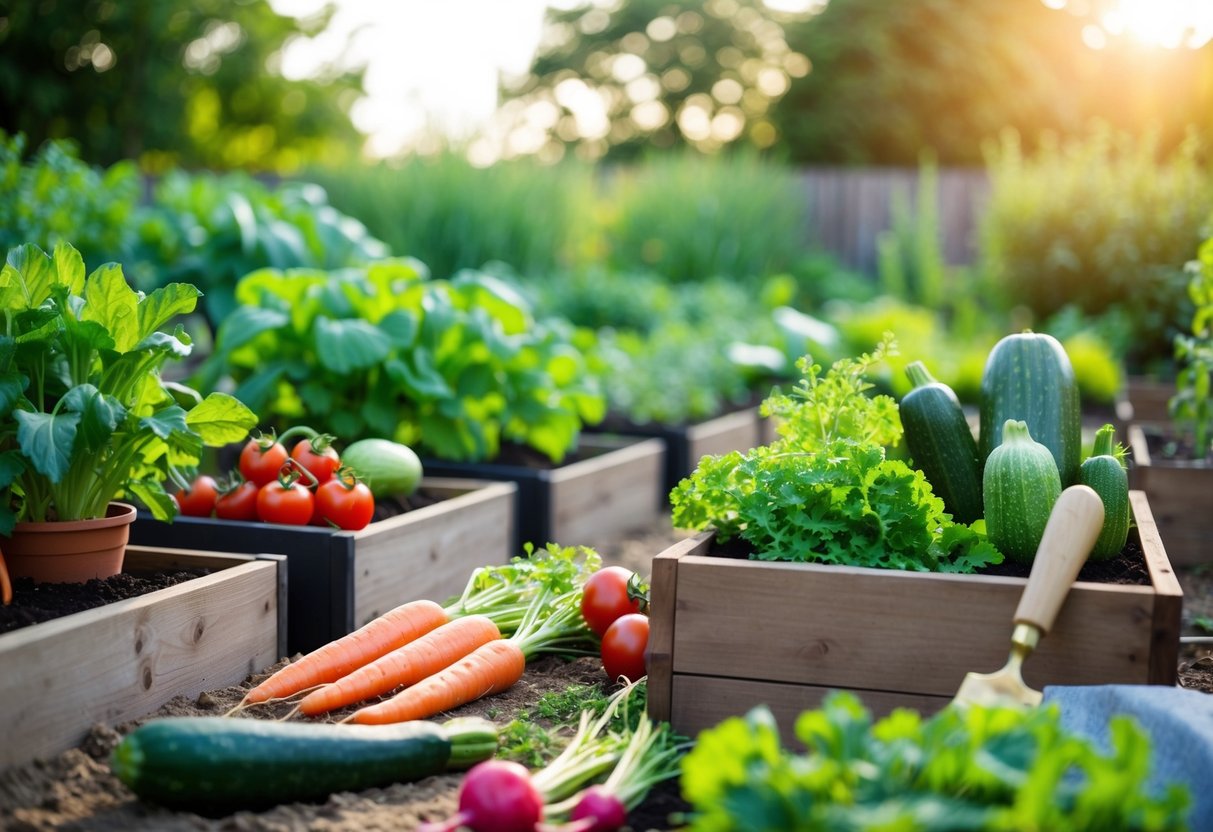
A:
797 167 990 273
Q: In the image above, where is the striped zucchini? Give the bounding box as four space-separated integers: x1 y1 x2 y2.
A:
899 361 983 523
983 419 1062 563
1079 424 1130 560
979 331 1082 486
111 716 497 811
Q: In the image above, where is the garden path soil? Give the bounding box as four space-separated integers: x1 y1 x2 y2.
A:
1 514 1208 831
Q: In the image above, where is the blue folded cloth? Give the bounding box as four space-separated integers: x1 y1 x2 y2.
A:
1043 685 1213 830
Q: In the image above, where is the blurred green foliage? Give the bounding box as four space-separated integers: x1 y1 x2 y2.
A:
0 133 139 268
308 153 594 280
128 171 388 330
980 127 1213 370
1171 238 1213 456
0 0 361 171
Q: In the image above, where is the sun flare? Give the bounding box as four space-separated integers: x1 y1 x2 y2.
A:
1048 0 1213 49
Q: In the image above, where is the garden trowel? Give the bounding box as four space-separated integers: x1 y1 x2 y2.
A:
951 485 1105 709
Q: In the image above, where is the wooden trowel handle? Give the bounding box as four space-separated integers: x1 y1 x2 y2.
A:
1013 485 1105 635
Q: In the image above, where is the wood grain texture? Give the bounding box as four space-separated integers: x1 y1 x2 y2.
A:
1131 490 1183 685
1125 376 1174 426
0 548 280 769
647 532 712 723
670 674 950 743
351 480 516 627
549 436 663 548
684 408 762 469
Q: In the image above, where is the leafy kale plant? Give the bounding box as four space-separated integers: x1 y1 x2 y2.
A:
198 262 604 463
682 692 1188 832
670 336 1000 572
0 243 257 534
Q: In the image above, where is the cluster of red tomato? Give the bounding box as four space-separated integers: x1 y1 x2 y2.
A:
174 433 375 531
580 566 650 683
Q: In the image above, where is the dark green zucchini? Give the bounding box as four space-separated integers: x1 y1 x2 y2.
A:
979 331 1081 486
1079 424 1130 561
983 419 1062 563
110 716 497 811
899 361 983 523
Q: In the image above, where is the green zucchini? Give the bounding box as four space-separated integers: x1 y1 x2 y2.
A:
899 361 983 523
110 716 496 811
983 419 1062 563
1079 424 1130 561
979 331 1082 486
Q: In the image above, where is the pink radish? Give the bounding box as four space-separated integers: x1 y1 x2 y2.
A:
419 760 544 832
565 785 629 831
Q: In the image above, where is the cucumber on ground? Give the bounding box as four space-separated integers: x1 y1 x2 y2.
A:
983 419 1062 564
110 716 496 811
1079 424 1130 561
979 331 1082 486
899 361 983 524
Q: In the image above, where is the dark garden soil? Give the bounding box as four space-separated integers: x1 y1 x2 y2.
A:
369 486 445 523
0 514 1207 831
1143 426 1213 465
0 569 209 635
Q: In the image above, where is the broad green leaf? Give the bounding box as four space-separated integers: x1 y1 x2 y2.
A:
137 283 201 340
59 316 116 356
14 410 80 483
226 191 259 255
0 505 14 537
62 384 126 453
52 242 86 297
213 305 289 354
184 392 256 446
232 365 287 414
4 244 55 310
388 350 452 399
132 328 193 359
313 316 392 373
452 271 531 334
379 309 420 348
81 263 140 352
0 450 26 488
0 370 29 418
140 405 190 441
128 479 178 522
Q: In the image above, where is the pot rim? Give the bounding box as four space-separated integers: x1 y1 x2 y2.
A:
11 501 138 534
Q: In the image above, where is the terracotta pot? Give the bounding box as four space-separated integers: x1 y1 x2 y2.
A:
3 502 137 583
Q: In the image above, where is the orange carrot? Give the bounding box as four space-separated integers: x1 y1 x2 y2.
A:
350 639 527 725
298 615 503 717
244 599 449 704
0 548 11 606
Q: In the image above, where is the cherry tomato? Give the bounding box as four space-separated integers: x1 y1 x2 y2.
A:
291 438 340 485
174 475 218 517
580 566 644 637
257 480 315 526
239 437 289 486
214 481 259 521
600 613 649 684
313 476 375 531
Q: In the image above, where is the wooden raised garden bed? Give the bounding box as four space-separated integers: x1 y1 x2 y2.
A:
1128 425 1210 565
595 407 763 495
0 546 285 770
1122 376 1173 426
648 491 1181 741
422 435 663 552
130 478 516 654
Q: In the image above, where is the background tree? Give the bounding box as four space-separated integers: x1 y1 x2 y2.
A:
0 0 363 170
499 0 1213 164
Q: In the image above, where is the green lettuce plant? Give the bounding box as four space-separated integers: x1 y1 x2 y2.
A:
197 262 605 463
670 336 999 573
682 693 1188 831
0 243 257 534
1169 238 1213 458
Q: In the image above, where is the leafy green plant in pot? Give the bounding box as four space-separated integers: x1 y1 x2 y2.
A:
0 243 257 583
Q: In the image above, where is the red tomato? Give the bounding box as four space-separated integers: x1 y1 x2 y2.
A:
214 481 259 521
580 566 644 637
174 475 218 517
600 613 649 683
291 438 340 485
256 481 315 526
239 438 289 486
313 477 375 531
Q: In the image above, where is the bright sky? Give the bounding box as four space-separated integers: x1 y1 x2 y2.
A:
270 0 1213 159
270 0 569 157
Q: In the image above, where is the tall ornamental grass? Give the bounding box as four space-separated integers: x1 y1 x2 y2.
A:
307 151 595 280
980 127 1213 369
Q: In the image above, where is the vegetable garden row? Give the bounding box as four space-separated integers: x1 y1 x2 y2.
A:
2 142 1213 830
